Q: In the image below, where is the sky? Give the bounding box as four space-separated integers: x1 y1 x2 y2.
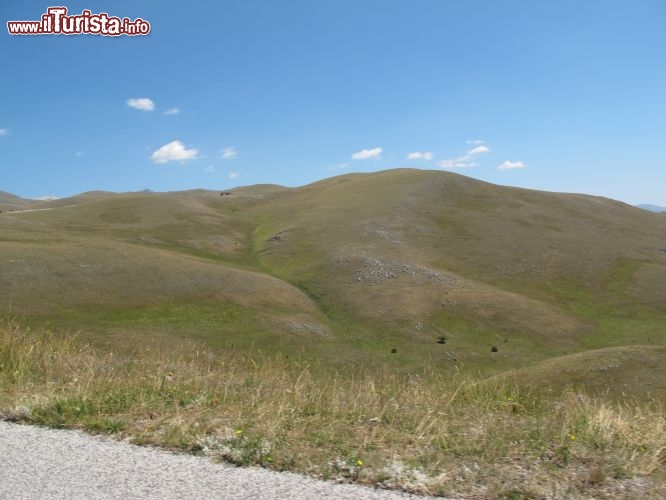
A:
1 1 665 205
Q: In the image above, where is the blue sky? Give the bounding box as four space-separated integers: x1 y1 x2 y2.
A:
1 1 665 204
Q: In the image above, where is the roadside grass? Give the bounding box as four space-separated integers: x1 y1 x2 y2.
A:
1 322 664 498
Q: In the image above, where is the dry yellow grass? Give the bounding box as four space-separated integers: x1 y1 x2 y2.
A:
2 321 664 498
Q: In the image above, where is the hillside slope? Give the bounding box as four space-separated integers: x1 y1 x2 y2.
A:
2 169 665 389
0 191 34 212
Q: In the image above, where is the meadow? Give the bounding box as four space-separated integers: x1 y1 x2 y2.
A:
2 321 664 498
1 169 665 497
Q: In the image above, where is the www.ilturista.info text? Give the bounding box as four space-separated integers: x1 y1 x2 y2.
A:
7 7 150 36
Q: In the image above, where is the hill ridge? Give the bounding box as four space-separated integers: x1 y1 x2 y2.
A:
1 168 665 395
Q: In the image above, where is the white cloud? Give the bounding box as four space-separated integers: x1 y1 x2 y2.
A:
221 147 238 160
205 165 216 174
352 147 382 160
406 151 433 161
436 155 478 169
162 108 180 115
150 140 199 164
228 171 240 179
32 195 59 201
498 160 527 170
436 140 490 168
126 97 155 111
75 151 85 158
468 145 490 155
0 128 10 136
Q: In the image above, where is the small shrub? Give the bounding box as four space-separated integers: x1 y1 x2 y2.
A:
497 488 541 500
436 336 447 344
491 346 498 352
83 418 127 434
586 463 606 486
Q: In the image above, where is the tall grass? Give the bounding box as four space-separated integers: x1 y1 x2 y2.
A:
1 321 664 498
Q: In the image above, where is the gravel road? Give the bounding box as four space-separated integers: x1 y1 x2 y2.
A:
0 422 434 500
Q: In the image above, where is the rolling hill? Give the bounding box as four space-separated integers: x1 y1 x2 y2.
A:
0 191 34 212
638 204 666 213
2 168 666 395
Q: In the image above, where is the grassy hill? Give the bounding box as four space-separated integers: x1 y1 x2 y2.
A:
2 168 666 497
0 191 34 212
1 168 666 389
